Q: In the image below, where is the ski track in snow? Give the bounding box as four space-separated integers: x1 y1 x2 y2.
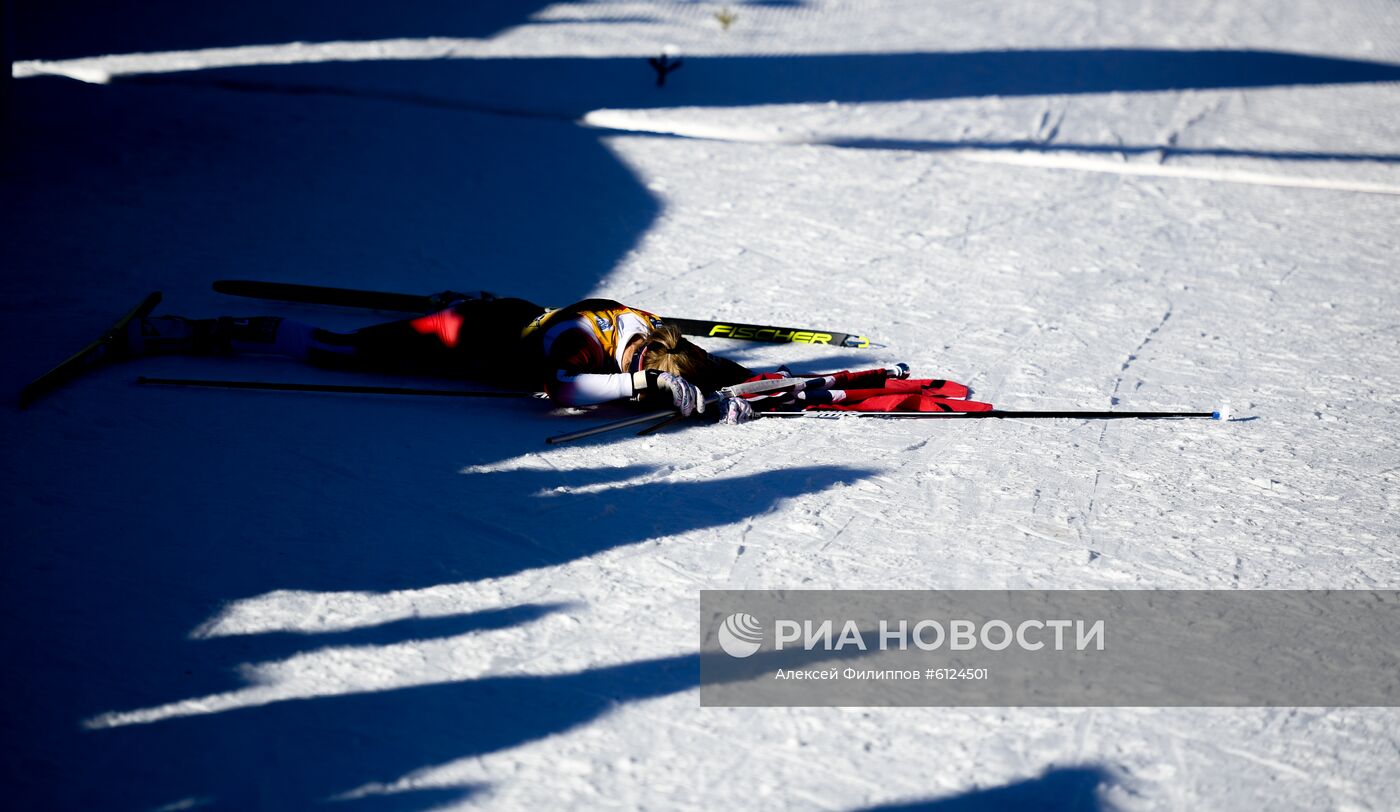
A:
6 1 1400 810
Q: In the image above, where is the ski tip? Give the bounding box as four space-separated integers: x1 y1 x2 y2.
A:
139 291 163 318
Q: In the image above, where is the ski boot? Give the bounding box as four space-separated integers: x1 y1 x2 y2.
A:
121 315 285 356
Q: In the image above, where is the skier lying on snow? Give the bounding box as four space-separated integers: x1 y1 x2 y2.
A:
120 292 987 421
124 293 764 422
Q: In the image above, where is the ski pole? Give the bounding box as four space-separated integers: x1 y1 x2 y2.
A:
137 377 542 399
545 406 687 444
546 387 768 444
543 368 909 444
636 411 689 437
763 409 1223 420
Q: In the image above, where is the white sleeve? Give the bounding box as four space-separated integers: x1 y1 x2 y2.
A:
549 371 634 406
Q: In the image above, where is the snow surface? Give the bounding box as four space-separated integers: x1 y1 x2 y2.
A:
4 1 1400 809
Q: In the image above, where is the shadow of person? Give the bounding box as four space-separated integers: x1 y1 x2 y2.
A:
69 645 883 810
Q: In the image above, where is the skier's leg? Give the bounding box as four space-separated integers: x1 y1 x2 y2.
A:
340 297 546 379
221 318 363 367
123 296 547 380
124 315 359 364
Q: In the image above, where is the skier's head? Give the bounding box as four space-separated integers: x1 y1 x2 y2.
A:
634 324 708 378
635 324 752 391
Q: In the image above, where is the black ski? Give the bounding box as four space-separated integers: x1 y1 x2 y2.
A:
212 279 455 313
137 376 542 399
662 317 878 349
19 292 163 408
212 280 880 348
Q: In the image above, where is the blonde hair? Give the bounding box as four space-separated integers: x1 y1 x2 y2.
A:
641 324 754 391
641 324 711 379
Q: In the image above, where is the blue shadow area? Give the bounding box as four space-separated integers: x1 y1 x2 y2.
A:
43 653 701 810
1 74 654 307
1 358 875 805
9 0 812 61
195 602 576 667
164 48 1400 120
861 766 1111 812
9 1 557 60
4 9 1370 808
342 787 486 812
16 645 876 810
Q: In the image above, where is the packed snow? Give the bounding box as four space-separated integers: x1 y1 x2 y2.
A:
4 1 1399 809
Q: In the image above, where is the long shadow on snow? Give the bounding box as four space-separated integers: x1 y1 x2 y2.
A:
51 647 876 810
11 0 807 61
9 0 558 60
3 370 874 808
1 75 651 309
64 655 699 810
4 375 875 682
859 766 1112 812
193 602 575 666
166 48 1400 121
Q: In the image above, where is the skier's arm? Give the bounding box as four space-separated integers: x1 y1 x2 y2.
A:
543 327 702 413
543 327 636 406
548 369 704 415
548 370 635 405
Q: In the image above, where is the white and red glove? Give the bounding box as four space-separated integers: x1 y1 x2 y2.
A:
716 393 756 424
633 370 705 416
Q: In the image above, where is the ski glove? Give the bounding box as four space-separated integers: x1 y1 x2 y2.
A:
716 393 756 425
633 370 705 416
